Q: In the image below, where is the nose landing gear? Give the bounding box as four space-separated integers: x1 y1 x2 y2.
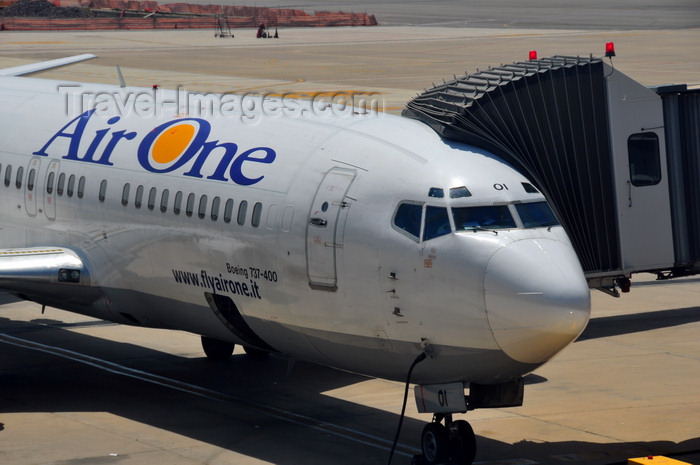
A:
413 414 476 465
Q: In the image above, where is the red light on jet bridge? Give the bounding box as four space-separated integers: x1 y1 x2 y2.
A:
605 42 616 58
529 50 538 60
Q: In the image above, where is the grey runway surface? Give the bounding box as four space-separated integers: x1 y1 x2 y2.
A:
0 3 699 463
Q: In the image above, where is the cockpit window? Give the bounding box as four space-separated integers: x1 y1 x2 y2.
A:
449 186 472 198
515 201 559 228
423 206 451 240
428 187 444 198
393 203 422 240
521 182 539 194
452 205 516 230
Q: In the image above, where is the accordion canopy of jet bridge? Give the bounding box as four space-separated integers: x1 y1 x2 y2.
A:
656 85 700 278
404 55 700 292
403 56 619 276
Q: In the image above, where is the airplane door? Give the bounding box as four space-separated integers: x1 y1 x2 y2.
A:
24 157 41 217
306 168 356 289
43 159 60 220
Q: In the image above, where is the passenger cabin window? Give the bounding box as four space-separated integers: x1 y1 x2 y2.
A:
160 189 169 213
251 202 263 227
77 176 86 198
4 165 11 187
211 196 220 220
223 199 234 223
515 202 559 228
453 205 516 231
423 206 451 240
147 187 157 210
186 193 195 217
47 172 55 194
173 191 182 215
57 173 65 195
67 174 75 197
628 132 661 187
122 183 130 206
135 185 144 208
237 200 248 225
393 203 422 241
99 180 107 202
198 195 208 219
28 169 36 191
15 166 24 189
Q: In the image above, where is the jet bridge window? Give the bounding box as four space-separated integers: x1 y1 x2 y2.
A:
453 205 516 231
515 201 559 228
393 203 423 241
628 132 661 187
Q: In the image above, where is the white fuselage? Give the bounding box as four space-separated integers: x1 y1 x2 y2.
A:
0 76 591 385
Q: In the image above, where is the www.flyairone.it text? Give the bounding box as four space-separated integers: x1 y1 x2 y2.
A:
172 268 262 299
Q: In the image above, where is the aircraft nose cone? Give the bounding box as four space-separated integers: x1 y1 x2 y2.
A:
484 239 591 364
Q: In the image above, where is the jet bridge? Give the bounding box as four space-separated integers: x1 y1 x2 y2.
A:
403 55 700 294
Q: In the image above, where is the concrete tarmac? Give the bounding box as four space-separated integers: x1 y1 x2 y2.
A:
1 276 699 465
0 27 698 114
0 11 699 465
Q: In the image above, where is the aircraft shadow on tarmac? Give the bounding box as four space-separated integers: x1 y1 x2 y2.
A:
1 307 699 465
577 306 700 341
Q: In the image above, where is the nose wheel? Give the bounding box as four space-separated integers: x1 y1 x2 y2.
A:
414 415 476 465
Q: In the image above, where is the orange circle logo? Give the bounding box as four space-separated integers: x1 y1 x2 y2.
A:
151 123 196 165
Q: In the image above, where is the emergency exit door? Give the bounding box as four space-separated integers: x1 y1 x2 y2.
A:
25 157 41 217
306 168 355 289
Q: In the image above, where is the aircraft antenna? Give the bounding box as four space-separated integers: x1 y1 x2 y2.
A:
116 65 126 88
